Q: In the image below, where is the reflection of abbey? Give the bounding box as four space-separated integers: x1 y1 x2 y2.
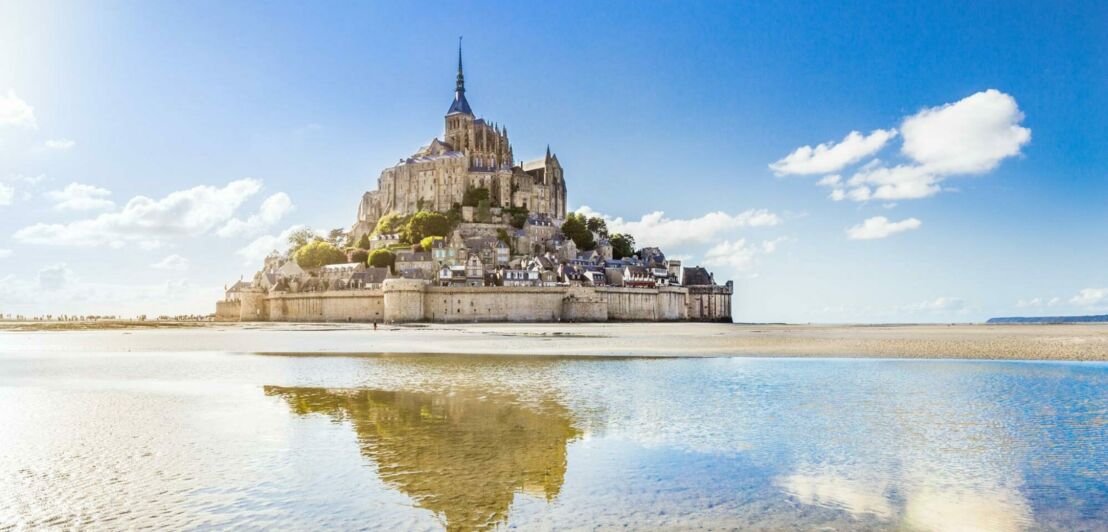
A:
217 45 732 323
351 46 566 240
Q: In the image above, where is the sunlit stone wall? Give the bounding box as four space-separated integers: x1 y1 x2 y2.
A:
266 290 385 322
234 284 730 323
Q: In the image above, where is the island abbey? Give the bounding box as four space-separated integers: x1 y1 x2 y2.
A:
216 45 732 323
351 45 567 241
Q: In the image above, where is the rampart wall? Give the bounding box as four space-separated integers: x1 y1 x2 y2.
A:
227 282 730 323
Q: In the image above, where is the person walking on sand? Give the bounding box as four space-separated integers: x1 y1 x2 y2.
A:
373 321 377 331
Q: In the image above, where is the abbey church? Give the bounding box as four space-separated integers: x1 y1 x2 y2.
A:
352 45 567 240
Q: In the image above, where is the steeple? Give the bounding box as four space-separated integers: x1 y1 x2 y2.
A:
447 37 473 116
456 37 465 94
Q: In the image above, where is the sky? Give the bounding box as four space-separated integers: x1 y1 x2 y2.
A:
1 1 1106 322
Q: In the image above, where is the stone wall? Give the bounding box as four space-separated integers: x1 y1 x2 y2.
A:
687 282 734 322
214 300 241 321
423 286 566 322
596 287 688 321
220 283 731 323
265 290 385 322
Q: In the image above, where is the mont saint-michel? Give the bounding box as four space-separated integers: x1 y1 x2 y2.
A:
215 47 732 324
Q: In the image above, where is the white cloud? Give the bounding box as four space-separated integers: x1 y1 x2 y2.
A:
776 90 1030 205
43 138 76 150
37 263 74 291
236 224 307 264
702 238 785 271
770 129 897 176
1070 288 1108 308
0 271 215 316
1016 298 1042 308
14 178 263 247
846 164 942 201
0 249 11 258
846 216 922 240
575 206 781 248
900 89 1031 174
150 254 190 271
216 192 294 238
45 182 115 211
895 297 967 316
0 89 37 128
0 174 46 206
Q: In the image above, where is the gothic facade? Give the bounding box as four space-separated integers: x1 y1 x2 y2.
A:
352 46 567 239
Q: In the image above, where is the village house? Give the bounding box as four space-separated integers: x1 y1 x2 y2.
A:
499 268 541 287
395 250 435 278
464 254 486 287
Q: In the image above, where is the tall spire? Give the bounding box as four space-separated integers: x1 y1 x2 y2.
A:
447 36 473 116
456 36 465 94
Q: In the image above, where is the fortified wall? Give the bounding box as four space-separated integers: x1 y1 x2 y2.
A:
222 280 731 323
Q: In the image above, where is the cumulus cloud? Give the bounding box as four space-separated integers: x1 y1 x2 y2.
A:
45 183 115 211
0 89 36 128
774 90 1030 205
575 206 781 248
0 183 13 206
702 237 785 271
770 129 897 176
0 249 11 258
150 254 190 271
1070 288 1108 308
236 224 308 264
43 138 76 150
846 216 921 240
846 164 942 201
14 178 264 247
900 89 1031 174
216 192 294 238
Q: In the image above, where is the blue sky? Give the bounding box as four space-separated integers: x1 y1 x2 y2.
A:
1 1 1106 321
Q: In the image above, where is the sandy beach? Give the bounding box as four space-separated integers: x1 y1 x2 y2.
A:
3 321 1108 361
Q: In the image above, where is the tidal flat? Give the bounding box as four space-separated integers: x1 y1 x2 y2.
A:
4 321 1108 360
1 326 1106 530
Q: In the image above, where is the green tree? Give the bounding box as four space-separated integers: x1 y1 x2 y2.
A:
462 187 489 207
561 213 596 251
476 199 491 223
372 213 408 238
349 249 369 264
404 211 451 243
586 217 609 238
327 228 348 247
356 233 371 250
420 235 443 251
496 228 514 255
506 206 529 229
368 249 396 271
610 233 635 260
294 240 348 269
287 227 320 254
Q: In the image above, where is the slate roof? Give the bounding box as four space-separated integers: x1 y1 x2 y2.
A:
682 266 714 286
447 93 473 116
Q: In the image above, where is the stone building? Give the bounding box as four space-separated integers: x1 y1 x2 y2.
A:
352 44 567 240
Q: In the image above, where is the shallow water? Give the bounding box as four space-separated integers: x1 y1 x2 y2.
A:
0 346 1105 530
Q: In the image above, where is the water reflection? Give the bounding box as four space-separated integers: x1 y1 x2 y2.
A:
264 386 582 530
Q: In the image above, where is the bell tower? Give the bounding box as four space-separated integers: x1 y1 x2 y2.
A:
445 37 474 152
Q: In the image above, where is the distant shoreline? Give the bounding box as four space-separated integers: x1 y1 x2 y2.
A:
3 321 1107 361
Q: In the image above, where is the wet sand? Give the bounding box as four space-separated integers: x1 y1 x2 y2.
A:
3 321 1107 361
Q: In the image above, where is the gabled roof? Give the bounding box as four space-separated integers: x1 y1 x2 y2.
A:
682 266 714 286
